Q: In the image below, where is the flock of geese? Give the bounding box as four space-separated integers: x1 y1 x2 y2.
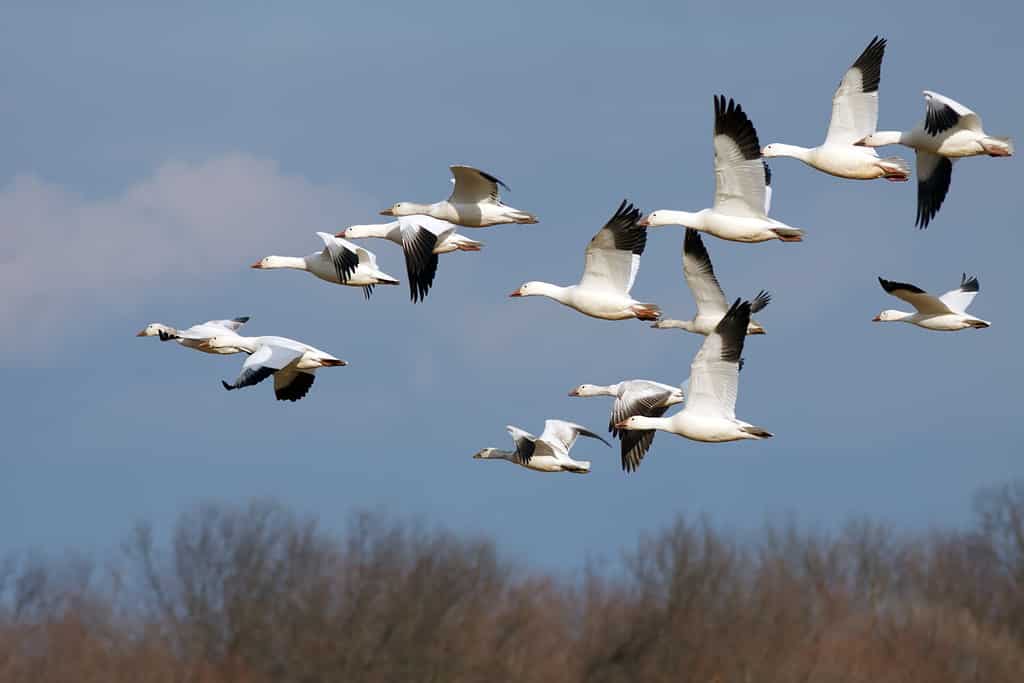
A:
138 36 1011 474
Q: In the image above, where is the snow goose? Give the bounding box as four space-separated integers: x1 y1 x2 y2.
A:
337 215 482 302
251 233 399 299
206 335 347 401
136 316 250 354
509 200 661 320
761 36 911 181
858 91 1013 227
616 299 772 443
569 381 685 472
473 419 610 474
641 96 804 243
380 165 538 227
651 229 771 335
874 274 990 331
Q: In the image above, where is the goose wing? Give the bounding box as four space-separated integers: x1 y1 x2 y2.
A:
682 228 729 319
825 36 886 145
579 200 646 294
611 382 677 473
877 277 952 314
712 95 768 218
398 217 455 303
915 151 954 229
273 369 316 402
221 342 304 392
448 165 510 204
938 273 979 313
506 425 538 464
205 316 250 332
923 90 983 135
684 299 750 419
538 419 610 460
316 232 361 283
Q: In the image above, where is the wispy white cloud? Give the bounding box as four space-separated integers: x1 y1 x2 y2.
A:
0 155 372 359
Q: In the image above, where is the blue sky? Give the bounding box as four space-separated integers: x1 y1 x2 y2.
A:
2 1 1021 567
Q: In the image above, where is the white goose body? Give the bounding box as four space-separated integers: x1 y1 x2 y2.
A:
859 91 1013 227
652 228 771 335
136 316 250 354
339 216 482 302
380 165 538 228
511 200 661 321
473 420 610 474
252 233 400 299
642 97 803 244
874 274 990 331
762 36 910 182
207 334 348 402
617 299 772 444
569 380 685 472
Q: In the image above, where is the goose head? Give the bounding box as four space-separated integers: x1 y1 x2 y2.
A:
380 202 416 217
509 281 543 298
136 323 165 337
473 448 498 460
569 384 603 397
873 310 905 322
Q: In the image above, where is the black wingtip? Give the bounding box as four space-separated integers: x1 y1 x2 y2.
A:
233 316 250 323
850 35 886 93
221 380 234 391
960 273 979 292
878 277 926 295
713 94 761 160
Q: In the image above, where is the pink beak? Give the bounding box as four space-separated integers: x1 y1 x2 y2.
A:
614 421 629 429
871 315 881 322
509 289 522 297
251 261 264 269
379 208 395 216
334 229 347 238
135 329 147 337
637 215 651 227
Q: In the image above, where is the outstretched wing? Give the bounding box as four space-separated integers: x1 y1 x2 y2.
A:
580 200 646 294
316 232 360 283
205 316 250 332
506 425 537 464
400 224 442 303
273 370 316 402
682 228 729 318
448 165 510 204
685 299 750 419
877 277 951 315
914 151 954 229
610 382 677 473
712 95 768 218
825 36 886 145
923 90 983 136
539 419 611 460
222 343 304 392
938 273 979 313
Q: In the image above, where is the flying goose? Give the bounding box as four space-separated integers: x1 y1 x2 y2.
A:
651 228 771 335
641 96 804 243
762 36 910 181
206 335 347 401
616 299 772 442
509 200 661 320
380 165 538 227
874 274 990 331
858 91 1013 227
251 233 399 299
569 381 685 472
136 316 250 354
472 419 610 474
338 215 482 302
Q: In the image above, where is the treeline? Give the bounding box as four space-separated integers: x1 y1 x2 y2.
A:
2 483 1024 682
